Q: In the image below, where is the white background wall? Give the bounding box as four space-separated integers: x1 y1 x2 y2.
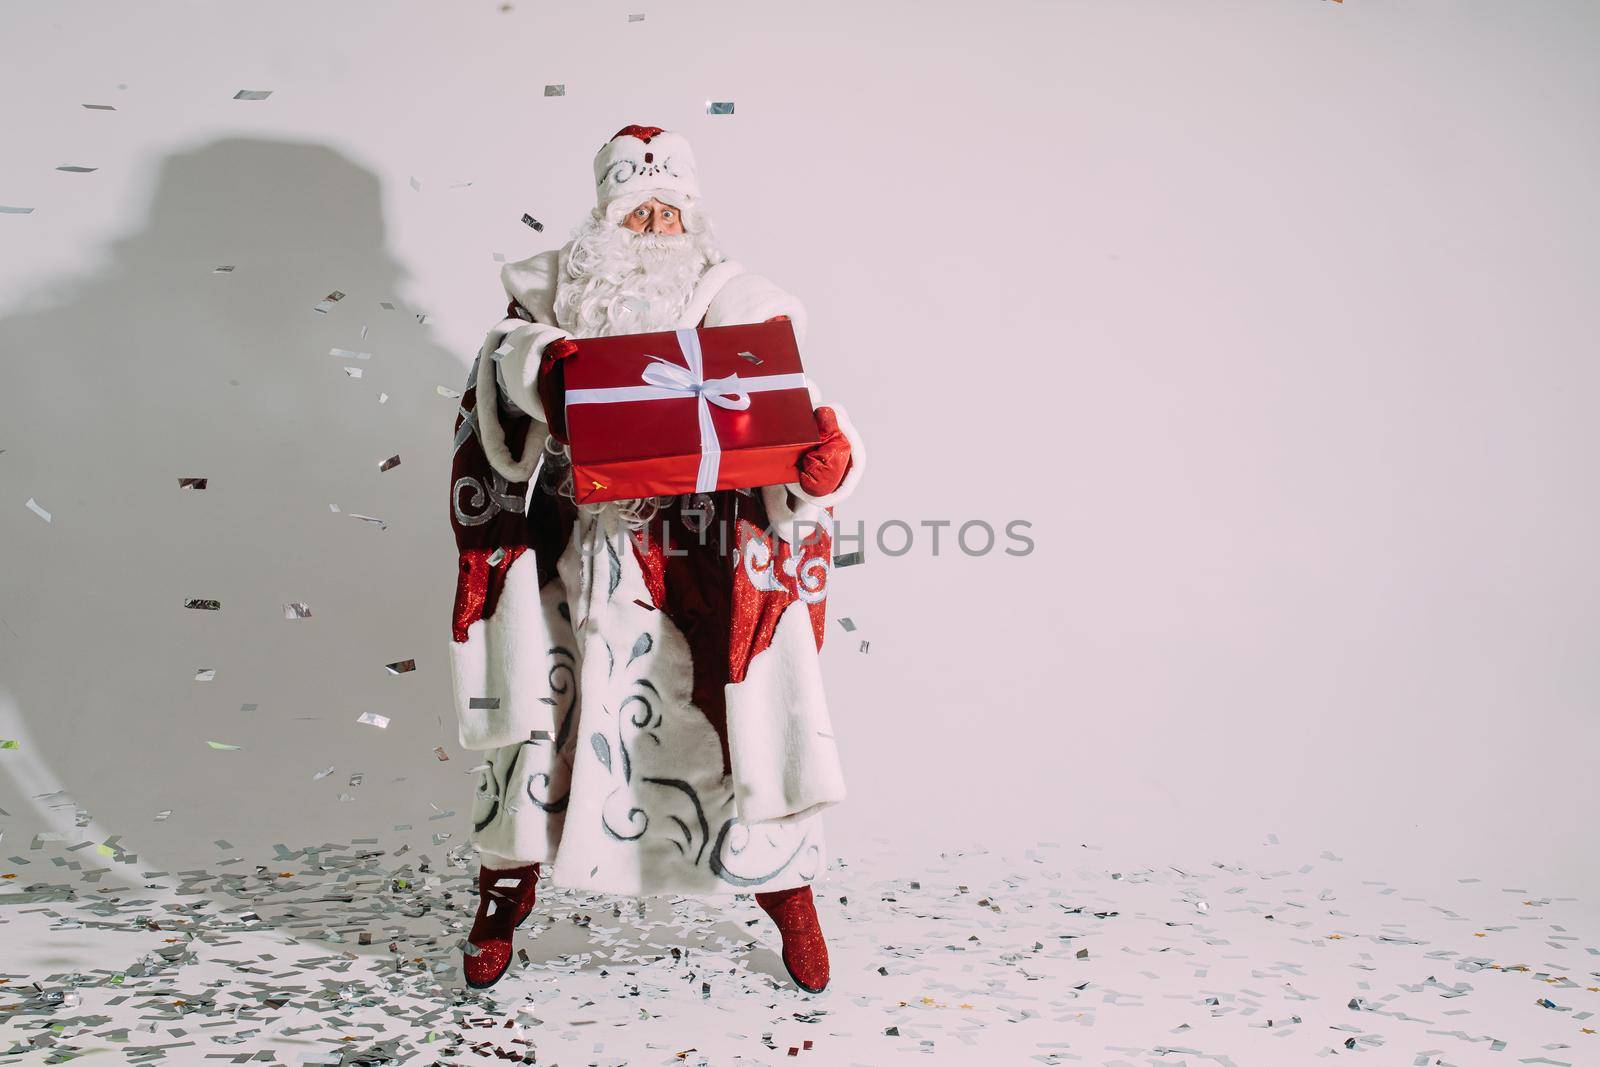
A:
1 0 1595 894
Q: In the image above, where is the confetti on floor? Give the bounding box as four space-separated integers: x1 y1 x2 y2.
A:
0 835 1593 1065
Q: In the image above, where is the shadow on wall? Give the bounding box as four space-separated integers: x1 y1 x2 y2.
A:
0 138 479 872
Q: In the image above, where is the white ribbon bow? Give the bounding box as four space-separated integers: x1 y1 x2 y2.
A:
564 329 809 495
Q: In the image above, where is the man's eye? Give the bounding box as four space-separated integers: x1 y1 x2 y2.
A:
662 210 674 218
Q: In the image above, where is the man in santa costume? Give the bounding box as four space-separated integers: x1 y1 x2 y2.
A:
446 125 865 992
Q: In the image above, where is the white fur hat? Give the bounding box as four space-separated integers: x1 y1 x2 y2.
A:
592 124 701 213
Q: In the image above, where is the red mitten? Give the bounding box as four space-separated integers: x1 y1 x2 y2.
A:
535 337 580 443
798 406 852 498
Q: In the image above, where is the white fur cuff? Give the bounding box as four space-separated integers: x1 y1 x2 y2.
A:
496 321 572 422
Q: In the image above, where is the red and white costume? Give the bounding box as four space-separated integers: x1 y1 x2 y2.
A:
446 127 864 897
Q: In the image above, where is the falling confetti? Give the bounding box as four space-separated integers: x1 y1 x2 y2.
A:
55 165 98 173
177 477 207 489
627 12 645 20
344 366 364 379
433 746 450 761
24 497 51 522
212 265 234 273
436 385 461 399
313 290 346 314
313 766 336 780
706 101 735 115
357 712 391 729
737 350 763 365
233 89 273 100
521 213 544 231
205 740 242 751
195 668 216 681
81 103 116 111
858 640 870 653
183 597 221 610
544 84 566 96
385 659 417 675
838 617 856 632
833 550 864 567
1 205 36 215
283 602 313 619
330 347 371 360
0 740 19 751
379 454 401 472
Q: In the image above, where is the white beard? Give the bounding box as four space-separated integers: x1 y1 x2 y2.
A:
553 213 724 338
544 207 726 525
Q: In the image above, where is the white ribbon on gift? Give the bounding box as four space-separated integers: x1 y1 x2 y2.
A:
564 329 808 494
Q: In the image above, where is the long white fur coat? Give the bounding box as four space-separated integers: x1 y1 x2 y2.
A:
445 244 863 897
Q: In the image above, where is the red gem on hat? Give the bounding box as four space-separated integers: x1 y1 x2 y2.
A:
612 124 665 143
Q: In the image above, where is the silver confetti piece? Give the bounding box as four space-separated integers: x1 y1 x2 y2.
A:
233 90 272 100
737 350 763 365
433 746 450 761
313 290 346 314
833 550 864 567
195 668 216 681
531 729 551 741
206 740 242 750
1 205 37 214
380 300 396 310
177 477 207 489
283 602 312 619
409 176 422 191
436 385 461 399
521 213 544 231
348 773 364 787
56 165 98 173
859 640 870 653
82 103 116 110
24 497 52 522
378 455 401 472
212 265 234 273
154 809 172 820
838 617 856 632
343 366 363 379
330 348 371 360
357 712 390 729
384 659 416 675
544 84 566 96
240 703 257 712
469 697 501 710
627 12 645 21
183 597 221 610
313 766 336 780
349 513 387 529
706 101 735 115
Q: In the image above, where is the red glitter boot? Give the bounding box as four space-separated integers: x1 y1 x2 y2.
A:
464 861 540 989
755 884 830 993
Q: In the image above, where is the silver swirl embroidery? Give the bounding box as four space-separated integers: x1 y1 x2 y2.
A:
793 555 829 605
453 470 526 526
740 534 785 592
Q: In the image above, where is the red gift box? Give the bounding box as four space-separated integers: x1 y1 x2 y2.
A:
562 320 819 504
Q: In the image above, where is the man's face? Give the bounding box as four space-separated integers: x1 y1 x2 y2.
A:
620 197 684 236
